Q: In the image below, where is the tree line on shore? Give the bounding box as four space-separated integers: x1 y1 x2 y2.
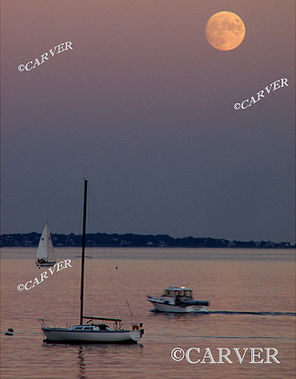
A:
0 232 293 248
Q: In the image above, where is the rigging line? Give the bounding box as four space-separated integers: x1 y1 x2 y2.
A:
72 250 79 323
101 247 142 320
65 189 85 325
41 249 58 320
42 262 60 322
87 188 123 319
121 247 147 307
104 248 123 319
85 190 98 317
86 249 94 317
113 261 134 318
48 195 81 323
87 203 94 318
87 187 133 321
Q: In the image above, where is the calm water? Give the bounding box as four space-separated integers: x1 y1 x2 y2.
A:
1 248 295 378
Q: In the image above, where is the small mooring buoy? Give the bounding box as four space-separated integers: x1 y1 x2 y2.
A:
5 328 14 336
115 265 119 270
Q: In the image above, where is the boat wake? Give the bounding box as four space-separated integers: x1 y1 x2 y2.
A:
151 309 296 316
205 310 296 316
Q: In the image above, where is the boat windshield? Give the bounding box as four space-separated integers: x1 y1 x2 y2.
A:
175 290 192 297
163 289 175 296
163 289 192 298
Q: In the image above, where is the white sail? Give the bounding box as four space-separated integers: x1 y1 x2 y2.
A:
37 224 55 261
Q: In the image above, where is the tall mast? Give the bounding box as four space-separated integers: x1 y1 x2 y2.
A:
80 179 88 325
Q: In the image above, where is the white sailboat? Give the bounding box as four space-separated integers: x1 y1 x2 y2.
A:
40 179 144 344
36 224 56 268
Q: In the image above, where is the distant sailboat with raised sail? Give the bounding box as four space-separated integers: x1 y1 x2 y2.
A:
40 179 144 343
36 224 56 268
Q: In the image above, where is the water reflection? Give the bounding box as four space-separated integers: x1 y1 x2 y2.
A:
77 346 86 379
2 251 294 378
76 343 144 379
149 310 210 320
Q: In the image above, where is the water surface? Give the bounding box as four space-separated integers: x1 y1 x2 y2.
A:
1 248 295 378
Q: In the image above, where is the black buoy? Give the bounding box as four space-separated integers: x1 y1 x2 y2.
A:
5 328 14 336
115 265 119 269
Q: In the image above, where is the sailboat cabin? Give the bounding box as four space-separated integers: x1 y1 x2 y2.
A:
72 325 111 331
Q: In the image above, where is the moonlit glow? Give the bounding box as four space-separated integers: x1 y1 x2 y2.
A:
205 11 246 51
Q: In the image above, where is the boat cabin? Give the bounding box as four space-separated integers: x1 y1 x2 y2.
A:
73 324 111 331
162 286 193 299
38 258 47 263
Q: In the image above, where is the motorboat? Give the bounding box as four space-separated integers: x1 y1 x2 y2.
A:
147 286 209 313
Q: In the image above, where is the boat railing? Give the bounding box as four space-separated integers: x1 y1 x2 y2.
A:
83 316 123 330
37 318 57 328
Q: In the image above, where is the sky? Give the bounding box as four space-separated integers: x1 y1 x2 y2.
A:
1 0 295 242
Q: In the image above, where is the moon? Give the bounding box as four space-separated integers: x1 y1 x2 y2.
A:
205 11 246 51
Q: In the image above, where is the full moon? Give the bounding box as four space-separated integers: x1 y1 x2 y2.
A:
205 11 246 51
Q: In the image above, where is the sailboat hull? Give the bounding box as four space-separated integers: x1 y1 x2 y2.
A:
36 261 56 268
42 327 142 344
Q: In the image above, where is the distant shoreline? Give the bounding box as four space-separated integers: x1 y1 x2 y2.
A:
0 232 294 249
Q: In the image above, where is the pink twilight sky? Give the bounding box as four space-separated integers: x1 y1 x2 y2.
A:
1 0 295 242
